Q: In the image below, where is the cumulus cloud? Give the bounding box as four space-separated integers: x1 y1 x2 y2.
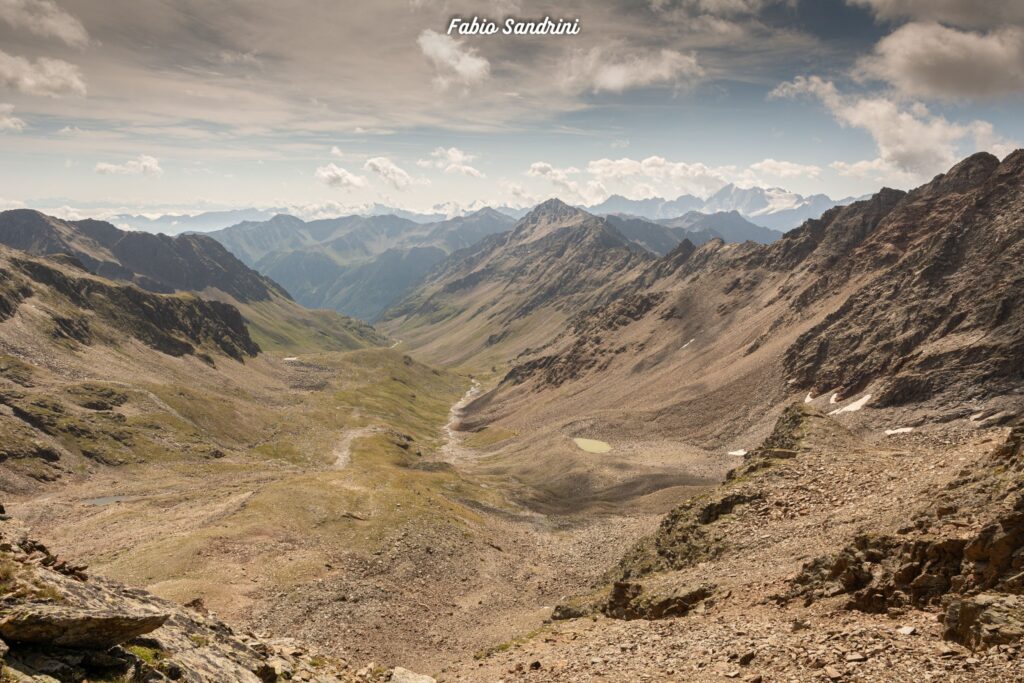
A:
527 162 607 204
0 103 25 131
0 0 89 47
566 48 704 94
586 156 732 196
315 163 368 189
770 75 1016 179
856 23 1024 99
748 158 822 180
364 157 425 190
330 145 344 158
417 29 490 90
498 179 536 207
417 146 484 177
0 49 86 96
95 155 163 177
848 0 1024 29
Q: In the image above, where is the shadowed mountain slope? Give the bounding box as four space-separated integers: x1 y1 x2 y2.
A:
0 210 286 303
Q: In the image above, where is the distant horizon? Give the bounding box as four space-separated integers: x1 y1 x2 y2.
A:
3 2 1022 221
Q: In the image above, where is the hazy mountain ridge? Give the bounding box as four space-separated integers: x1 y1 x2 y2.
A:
587 185 855 230
204 208 516 321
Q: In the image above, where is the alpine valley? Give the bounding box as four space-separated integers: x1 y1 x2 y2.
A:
1 149 1022 683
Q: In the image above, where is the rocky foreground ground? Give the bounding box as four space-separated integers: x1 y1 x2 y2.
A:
438 406 1024 682
0 508 447 682
2 403 1022 682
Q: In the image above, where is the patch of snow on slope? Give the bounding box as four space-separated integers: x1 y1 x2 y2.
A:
829 394 872 415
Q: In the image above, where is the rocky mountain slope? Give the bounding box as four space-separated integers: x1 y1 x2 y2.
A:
0 210 381 354
206 209 515 321
0 210 285 303
476 152 1022 436
380 199 654 367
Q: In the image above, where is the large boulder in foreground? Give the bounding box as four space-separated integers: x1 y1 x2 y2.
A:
0 607 167 649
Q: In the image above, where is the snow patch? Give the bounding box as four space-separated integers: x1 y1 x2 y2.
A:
681 338 695 349
829 394 872 415
283 357 299 362
728 449 748 456
885 427 914 435
804 392 814 404
829 393 840 404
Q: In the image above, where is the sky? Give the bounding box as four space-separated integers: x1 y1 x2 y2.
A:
0 0 1022 219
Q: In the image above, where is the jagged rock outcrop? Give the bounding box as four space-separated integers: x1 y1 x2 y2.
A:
783 422 1024 648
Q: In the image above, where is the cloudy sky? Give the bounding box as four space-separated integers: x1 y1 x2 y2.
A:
1 0 1022 218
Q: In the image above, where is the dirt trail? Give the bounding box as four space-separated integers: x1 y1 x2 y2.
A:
439 380 482 462
333 426 379 469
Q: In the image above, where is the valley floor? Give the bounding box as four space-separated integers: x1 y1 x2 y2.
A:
6 347 727 676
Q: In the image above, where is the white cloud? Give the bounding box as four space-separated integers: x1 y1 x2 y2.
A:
417 29 490 90
829 158 918 186
330 145 344 158
565 47 704 94
95 155 163 177
0 0 89 47
770 76 1016 179
0 49 86 96
857 23 1024 99
417 146 484 177
0 103 25 131
364 156 425 190
848 0 1024 29
527 161 607 204
586 156 732 196
219 50 260 67
0 197 25 209
748 158 822 180
498 179 536 207
314 163 368 189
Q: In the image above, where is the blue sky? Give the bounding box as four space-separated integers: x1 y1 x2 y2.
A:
0 0 1022 219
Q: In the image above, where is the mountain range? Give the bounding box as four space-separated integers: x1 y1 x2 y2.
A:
204 208 516 321
1 151 1022 682
586 184 855 230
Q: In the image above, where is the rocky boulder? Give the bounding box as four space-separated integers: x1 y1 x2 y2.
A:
0 607 167 649
944 593 1024 650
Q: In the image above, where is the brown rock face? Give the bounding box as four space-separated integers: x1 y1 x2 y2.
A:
783 151 1024 404
944 593 1024 650
0 607 168 649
